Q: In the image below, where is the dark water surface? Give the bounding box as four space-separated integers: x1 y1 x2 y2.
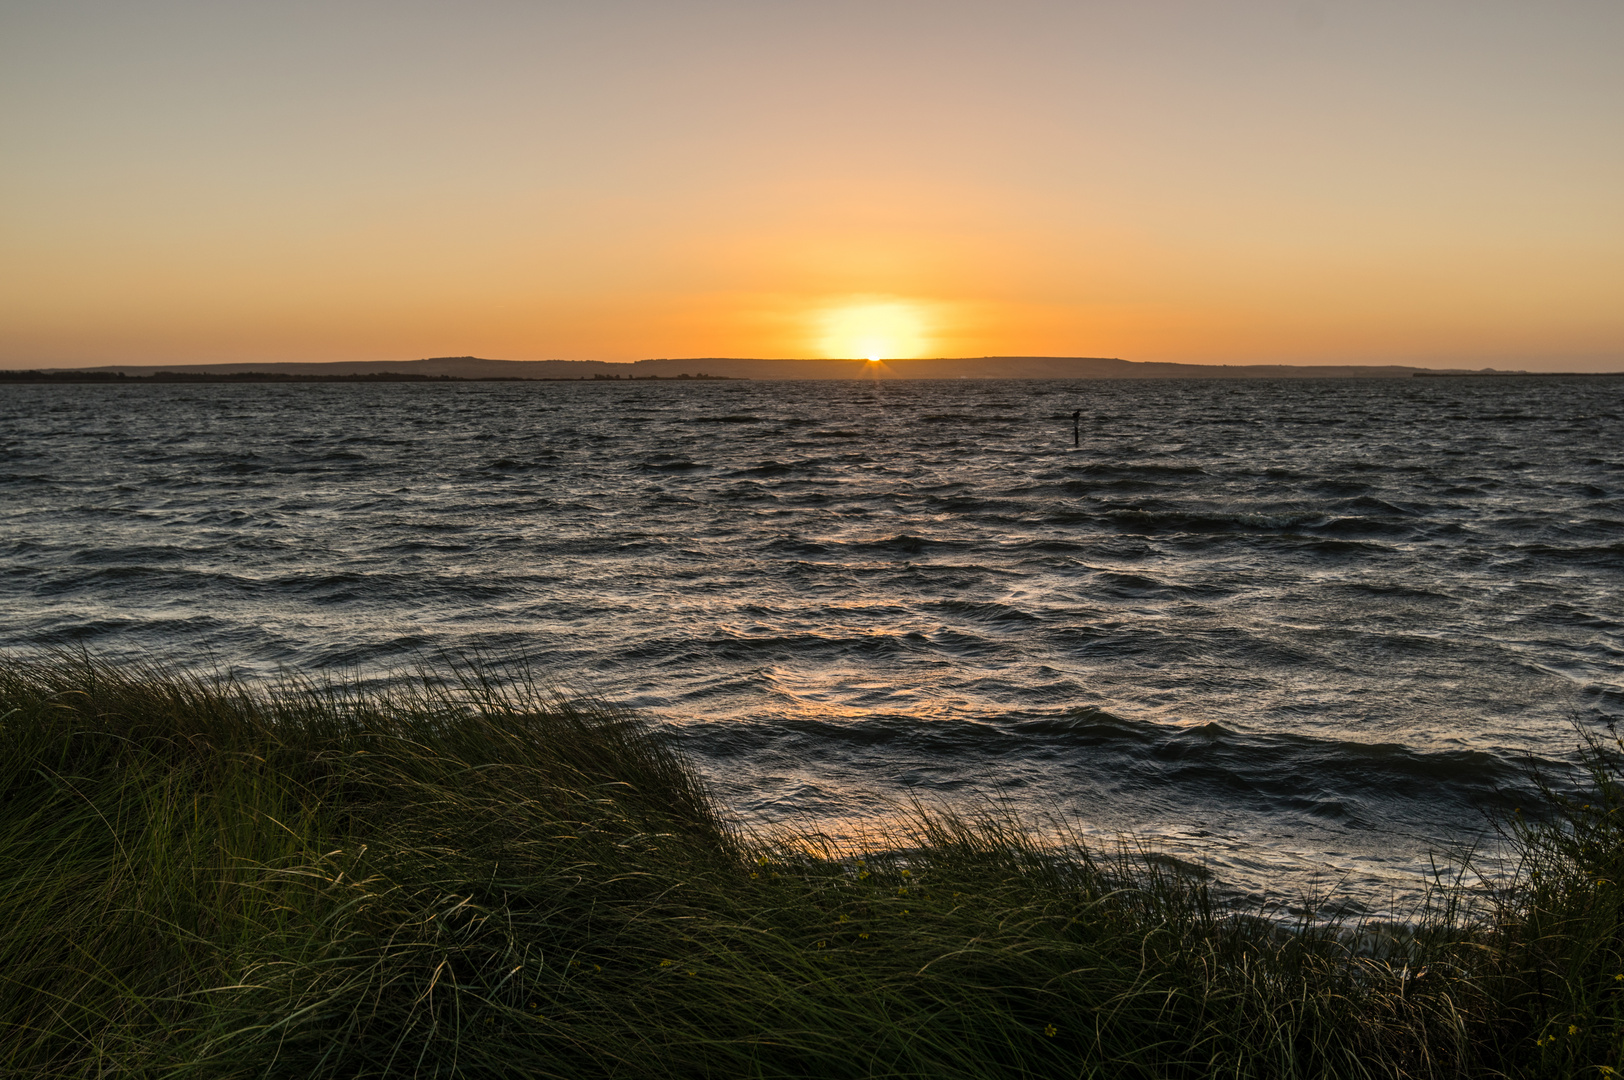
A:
4 377 1621 910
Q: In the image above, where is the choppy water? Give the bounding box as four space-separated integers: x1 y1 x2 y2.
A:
4 377 1622 911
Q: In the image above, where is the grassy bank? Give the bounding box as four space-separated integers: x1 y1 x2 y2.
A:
1 656 1621 1078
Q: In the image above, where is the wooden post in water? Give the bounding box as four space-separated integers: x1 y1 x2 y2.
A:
1072 410 1081 448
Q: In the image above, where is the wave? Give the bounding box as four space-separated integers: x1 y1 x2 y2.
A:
691 705 1551 830
5 375 1622 906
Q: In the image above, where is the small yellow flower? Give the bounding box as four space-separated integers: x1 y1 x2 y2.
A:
750 871 758 879
858 871 870 880
1044 1023 1058 1038
1597 1067 1616 1078
902 909 910 916
1570 1025 1581 1035
901 869 911 877
659 959 673 967
859 932 870 939
757 855 769 866
817 940 827 948
838 914 849 923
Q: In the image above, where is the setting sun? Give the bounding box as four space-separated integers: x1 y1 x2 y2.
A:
816 301 930 361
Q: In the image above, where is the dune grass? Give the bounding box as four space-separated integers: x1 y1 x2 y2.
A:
0 655 1621 1077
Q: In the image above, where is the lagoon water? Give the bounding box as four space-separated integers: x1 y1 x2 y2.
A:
3 376 1621 911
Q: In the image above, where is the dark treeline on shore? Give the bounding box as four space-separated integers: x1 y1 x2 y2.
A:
4 654 1624 1078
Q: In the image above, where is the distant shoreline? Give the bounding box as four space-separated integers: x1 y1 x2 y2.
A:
7 355 1620 382
1411 370 1624 378
9 354 1619 381
0 370 741 384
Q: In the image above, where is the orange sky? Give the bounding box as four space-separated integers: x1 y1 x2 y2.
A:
2 1 1620 370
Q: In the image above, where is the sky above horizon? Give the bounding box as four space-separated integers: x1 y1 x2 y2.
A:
2 1 1620 370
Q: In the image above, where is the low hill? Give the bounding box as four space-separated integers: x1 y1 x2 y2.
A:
28 355 1495 380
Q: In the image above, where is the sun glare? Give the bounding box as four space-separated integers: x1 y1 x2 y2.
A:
817 301 930 361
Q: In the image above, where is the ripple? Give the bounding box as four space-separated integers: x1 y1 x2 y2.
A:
2 375 1620 914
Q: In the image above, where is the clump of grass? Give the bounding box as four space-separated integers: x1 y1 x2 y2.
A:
1455 730 1624 1078
0 653 1617 1077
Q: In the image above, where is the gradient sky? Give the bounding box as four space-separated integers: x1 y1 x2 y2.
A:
3 1 1620 369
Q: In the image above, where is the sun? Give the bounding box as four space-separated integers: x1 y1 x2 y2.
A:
817 301 930 360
